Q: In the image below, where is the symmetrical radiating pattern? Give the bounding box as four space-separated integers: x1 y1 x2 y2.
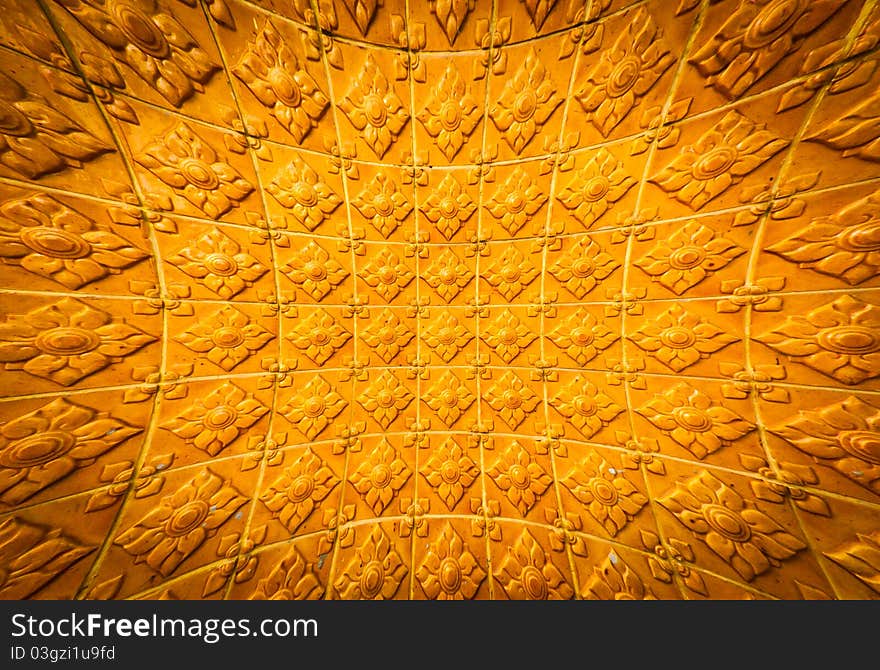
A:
0 0 879 601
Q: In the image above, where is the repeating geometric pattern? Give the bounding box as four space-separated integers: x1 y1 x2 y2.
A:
0 0 879 602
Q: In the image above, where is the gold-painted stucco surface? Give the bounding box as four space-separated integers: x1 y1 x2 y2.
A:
0 0 879 600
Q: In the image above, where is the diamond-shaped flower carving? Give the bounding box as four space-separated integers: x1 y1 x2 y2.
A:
495 528 574 600
250 545 323 600
360 308 414 363
484 247 539 301
359 247 414 302
358 370 414 429
0 71 113 180
425 369 475 427
286 308 351 366
771 396 880 495
630 304 738 372
167 227 267 299
422 248 473 302
563 452 647 536
334 525 407 599
352 172 413 238
420 173 476 240
115 469 248 577
267 156 342 231
490 47 562 153
281 374 348 440
350 438 411 514
421 437 479 510
485 371 540 429
135 122 254 218
0 517 92 598
162 382 269 456
0 297 156 386
55 0 220 106
417 61 481 160
756 294 880 385
422 310 474 363
549 237 619 299
488 441 552 515
232 19 329 143
576 7 674 137
557 148 636 228
765 189 880 285
281 240 349 300
689 0 845 99
417 521 486 600
175 306 273 372
481 309 536 363
550 375 623 439
485 167 547 236
0 194 149 289
339 54 409 159
637 382 755 459
658 471 807 582
635 220 746 295
649 110 789 211
260 448 341 533
0 397 141 505
549 308 618 366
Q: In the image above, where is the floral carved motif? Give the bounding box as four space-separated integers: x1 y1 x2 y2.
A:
420 437 478 510
689 0 846 99
649 110 789 210
135 123 254 219
417 522 486 599
167 228 267 299
495 528 574 599
175 306 273 372
0 193 148 289
232 19 329 143
268 156 342 232
350 438 410 515
260 449 340 533
53 0 221 106
630 304 738 372
488 441 551 514
115 468 249 577
0 298 156 386
490 47 562 153
557 148 636 228
659 471 807 582
576 7 675 137
0 398 141 505
637 382 755 459
334 525 407 599
162 382 269 456
635 220 746 294
339 54 409 159
417 61 481 159
352 172 412 238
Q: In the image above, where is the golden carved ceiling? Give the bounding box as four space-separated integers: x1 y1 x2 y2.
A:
0 0 879 601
